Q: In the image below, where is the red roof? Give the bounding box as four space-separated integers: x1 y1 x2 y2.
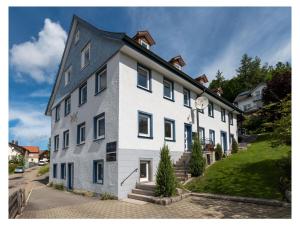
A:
22 146 40 154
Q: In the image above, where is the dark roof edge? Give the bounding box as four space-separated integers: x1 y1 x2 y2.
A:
122 36 242 113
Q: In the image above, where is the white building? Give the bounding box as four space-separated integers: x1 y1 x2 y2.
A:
234 83 266 112
45 16 242 199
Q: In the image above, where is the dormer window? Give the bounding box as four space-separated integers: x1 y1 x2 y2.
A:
174 63 181 70
140 39 150 49
169 55 186 70
75 29 80 44
64 66 72 86
133 31 155 50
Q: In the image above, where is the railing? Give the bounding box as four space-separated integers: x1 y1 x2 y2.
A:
9 188 25 218
200 138 214 146
120 168 138 186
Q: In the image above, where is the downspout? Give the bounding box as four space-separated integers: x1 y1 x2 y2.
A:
196 89 206 140
228 108 236 152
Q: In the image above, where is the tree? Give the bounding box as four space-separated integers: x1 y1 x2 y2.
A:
155 144 177 197
231 138 238 154
209 70 225 90
215 144 223 160
189 137 206 177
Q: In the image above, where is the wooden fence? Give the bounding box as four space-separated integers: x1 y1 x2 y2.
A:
9 188 25 219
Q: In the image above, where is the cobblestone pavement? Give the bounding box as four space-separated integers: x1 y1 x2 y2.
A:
19 187 291 219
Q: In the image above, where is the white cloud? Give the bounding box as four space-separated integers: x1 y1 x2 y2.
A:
10 18 67 83
9 105 50 145
29 89 51 98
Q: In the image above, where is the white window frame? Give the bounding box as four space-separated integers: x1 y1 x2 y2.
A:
137 66 150 91
183 88 190 107
81 43 90 69
95 160 104 184
174 63 181 70
54 135 59 151
64 97 71 116
95 68 107 94
163 79 173 100
221 108 226 122
164 119 175 141
55 105 60 122
79 83 87 105
63 130 69 149
95 114 105 139
140 39 150 49
64 66 72 86
138 112 152 138
78 123 86 144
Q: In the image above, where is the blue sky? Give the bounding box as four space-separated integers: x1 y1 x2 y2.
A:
9 7 291 149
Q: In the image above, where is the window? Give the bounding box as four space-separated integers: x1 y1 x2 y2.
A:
199 127 205 144
79 83 87 106
208 101 214 117
94 113 105 140
137 65 151 91
140 40 150 49
64 66 72 86
229 112 233 125
138 111 153 138
164 119 175 141
54 135 59 151
63 130 69 149
209 130 215 145
93 160 104 184
77 122 86 144
243 104 251 111
75 29 80 44
106 142 117 161
95 68 107 94
163 78 174 101
53 164 57 178
174 63 181 70
183 88 190 107
64 96 71 116
61 163 66 179
55 104 60 122
81 43 90 69
221 108 226 122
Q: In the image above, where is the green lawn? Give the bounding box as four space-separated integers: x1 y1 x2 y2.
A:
185 138 291 200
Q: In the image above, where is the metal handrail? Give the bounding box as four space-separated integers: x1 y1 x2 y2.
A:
120 168 138 186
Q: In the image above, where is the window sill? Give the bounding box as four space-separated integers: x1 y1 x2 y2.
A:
222 120 226 123
53 150 58 152
184 104 191 109
163 96 175 102
93 137 105 142
78 102 87 107
164 138 176 142
137 135 153 139
137 85 152 93
95 88 106 96
208 115 214 118
94 182 104 185
63 147 69 150
77 142 85 146
55 120 60 123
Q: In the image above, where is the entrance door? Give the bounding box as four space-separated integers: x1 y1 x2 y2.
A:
184 124 192 151
67 163 74 190
140 161 150 182
220 131 227 154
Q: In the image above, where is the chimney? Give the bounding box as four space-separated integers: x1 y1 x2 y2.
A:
169 55 186 70
211 87 223 96
195 74 209 85
132 31 155 50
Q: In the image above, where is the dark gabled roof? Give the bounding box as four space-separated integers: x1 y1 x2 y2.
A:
234 83 266 103
45 15 242 115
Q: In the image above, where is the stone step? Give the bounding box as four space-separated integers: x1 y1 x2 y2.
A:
128 193 155 203
136 183 156 191
132 188 155 196
175 171 186 176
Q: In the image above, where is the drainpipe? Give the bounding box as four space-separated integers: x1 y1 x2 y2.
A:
228 108 236 153
196 90 206 141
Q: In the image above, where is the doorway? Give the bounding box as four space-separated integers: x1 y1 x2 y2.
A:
184 124 192 151
220 131 228 154
139 160 150 182
67 163 74 190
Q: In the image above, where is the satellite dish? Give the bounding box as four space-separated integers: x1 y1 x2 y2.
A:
195 96 209 110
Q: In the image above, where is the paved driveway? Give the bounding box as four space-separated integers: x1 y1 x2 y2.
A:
19 186 291 219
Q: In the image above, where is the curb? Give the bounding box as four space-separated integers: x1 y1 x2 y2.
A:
191 192 291 207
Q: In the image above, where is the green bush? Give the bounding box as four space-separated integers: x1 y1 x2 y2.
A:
231 138 238 154
9 163 18 174
100 192 117 200
54 183 64 190
155 144 177 197
215 144 223 161
189 137 206 177
37 164 49 176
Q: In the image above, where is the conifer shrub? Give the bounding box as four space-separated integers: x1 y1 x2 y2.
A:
231 138 239 154
215 144 223 161
189 137 206 177
155 144 177 197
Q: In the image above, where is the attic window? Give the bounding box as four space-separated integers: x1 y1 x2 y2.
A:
81 43 90 69
140 40 150 49
75 29 80 44
64 66 72 86
174 63 181 70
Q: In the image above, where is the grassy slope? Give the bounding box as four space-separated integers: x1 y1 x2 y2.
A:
37 164 49 176
185 139 290 200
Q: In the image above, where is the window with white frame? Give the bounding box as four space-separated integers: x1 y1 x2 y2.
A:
61 163 66 179
183 88 190 107
64 96 71 116
209 129 215 145
94 113 105 140
199 127 205 143
137 65 151 91
64 66 72 86
81 43 90 69
77 122 86 144
163 78 174 100
138 111 152 138
208 101 214 117
93 160 104 184
55 104 60 122
54 135 59 151
221 108 226 122
63 130 69 149
164 119 175 141
95 68 107 94
140 40 150 49
79 83 87 105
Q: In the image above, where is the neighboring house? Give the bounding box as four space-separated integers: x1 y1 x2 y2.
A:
39 150 50 162
45 15 242 199
8 141 27 161
22 146 40 164
234 83 267 113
